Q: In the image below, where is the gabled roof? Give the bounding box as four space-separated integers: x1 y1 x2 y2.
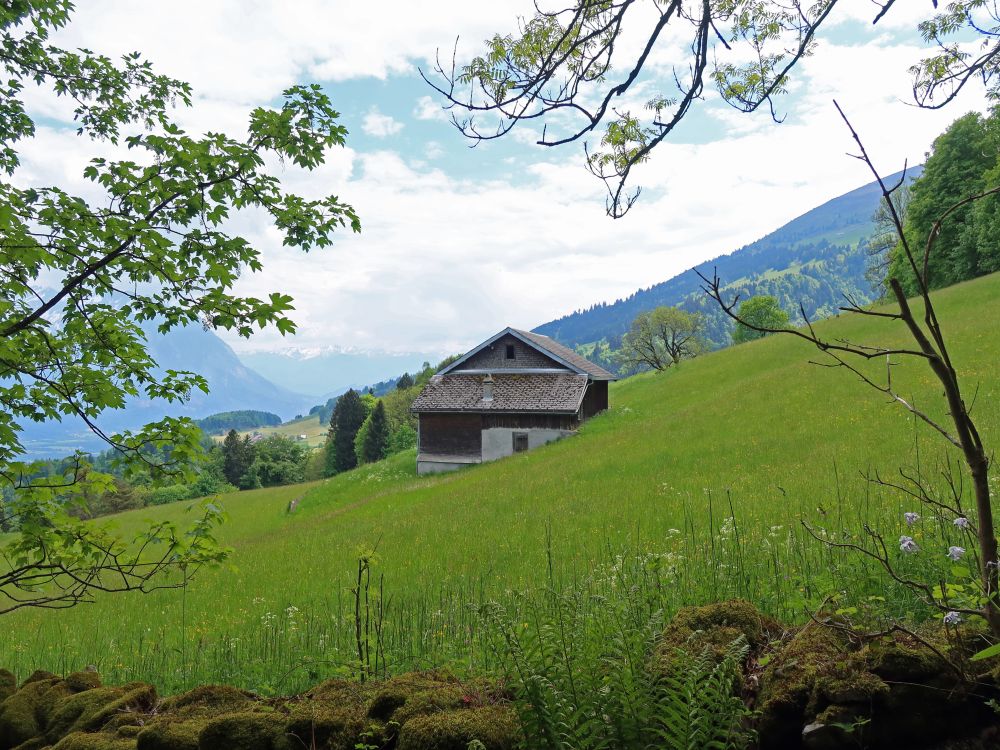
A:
440 327 616 381
411 373 588 413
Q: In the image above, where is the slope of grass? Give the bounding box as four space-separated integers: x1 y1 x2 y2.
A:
2 273 998 694
212 413 328 449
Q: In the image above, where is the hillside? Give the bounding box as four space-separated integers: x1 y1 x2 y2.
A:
1 271 996 695
535 167 922 349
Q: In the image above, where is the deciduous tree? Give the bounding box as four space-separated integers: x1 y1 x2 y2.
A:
617 306 705 371
730 296 789 344
0 1 358 614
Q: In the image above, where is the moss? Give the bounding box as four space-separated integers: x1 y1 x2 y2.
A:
195 711 293 750
159 684 255 715
285 701 368 750
117 724 142 738
396 706 520 750
10 738 49 750
21 671 57 688
653 599 781 677
0 670 16 702
44 686 127 742
50 730 136 750
63 672 101 694
80 683 157 732
136 719 204 750
0 677 59 747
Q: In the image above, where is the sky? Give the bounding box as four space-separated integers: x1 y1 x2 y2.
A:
16 0 992 359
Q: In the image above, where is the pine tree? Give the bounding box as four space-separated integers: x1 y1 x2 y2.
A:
362 401 391 464
396 372 414 390
324 400 341 477
333 389 367 473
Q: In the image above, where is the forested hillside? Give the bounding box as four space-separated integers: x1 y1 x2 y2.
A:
534 168 920 350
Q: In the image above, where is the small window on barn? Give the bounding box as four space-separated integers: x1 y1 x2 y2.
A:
513 432 528 453
505 344 516 360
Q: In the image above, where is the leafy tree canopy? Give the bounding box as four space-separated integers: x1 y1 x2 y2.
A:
617 306 705 371
0 1 358 613
731 296 789 344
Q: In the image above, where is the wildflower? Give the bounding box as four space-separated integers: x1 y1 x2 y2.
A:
904 512 920 526
943 611 962 625
947 546 966 561
899 536 919 553
954 517 970 530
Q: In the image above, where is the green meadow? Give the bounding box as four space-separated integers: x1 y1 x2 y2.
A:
3 273 998 695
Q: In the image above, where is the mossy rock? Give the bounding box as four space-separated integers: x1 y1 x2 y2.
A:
63 673 101 694
396 706 520 750
10 738 49 750
159 684 255 716
0 670 16 703
44 686 127 742
196 711 293 750
20 672 57 688
285 701 368 750
653 599 781 677
0 676 60 747
80 683 156 733
136 719 204 750
50 730 136 750
367 673 452 722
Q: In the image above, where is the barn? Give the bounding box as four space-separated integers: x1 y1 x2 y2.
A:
410 328 615 474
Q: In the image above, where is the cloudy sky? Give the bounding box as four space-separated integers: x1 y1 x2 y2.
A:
19 0 991 358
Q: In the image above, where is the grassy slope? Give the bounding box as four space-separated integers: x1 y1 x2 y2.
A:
3 273 998 691
211 414 328 449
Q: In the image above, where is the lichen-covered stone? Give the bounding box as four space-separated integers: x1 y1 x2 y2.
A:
396 706 520 750
0 670 16 703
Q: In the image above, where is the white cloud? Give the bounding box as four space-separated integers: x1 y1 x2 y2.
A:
362 107 405 138
414 95 449 121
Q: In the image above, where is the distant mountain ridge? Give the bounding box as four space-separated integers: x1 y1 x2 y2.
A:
533 167 922 351
17 324 315 459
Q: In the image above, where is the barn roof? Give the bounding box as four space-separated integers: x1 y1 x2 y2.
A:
410 372 589 413
439 327 616 381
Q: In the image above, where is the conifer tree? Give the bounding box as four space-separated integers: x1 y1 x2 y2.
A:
361 401 391 464
333 389 367 473
221 429 254 486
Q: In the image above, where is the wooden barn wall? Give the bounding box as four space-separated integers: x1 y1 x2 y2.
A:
456 334 564 371
419 413 482 456
581 381 609 419
481 413 578 430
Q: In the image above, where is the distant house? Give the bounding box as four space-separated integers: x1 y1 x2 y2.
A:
410 328 615 474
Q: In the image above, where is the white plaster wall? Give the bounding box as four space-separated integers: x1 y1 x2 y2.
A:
481 427 574 461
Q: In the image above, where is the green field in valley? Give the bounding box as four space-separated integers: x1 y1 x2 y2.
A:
2 273 998 695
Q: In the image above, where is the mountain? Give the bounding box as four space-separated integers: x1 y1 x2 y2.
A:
533 167 922 351
238 349 443 400
17 324 316 459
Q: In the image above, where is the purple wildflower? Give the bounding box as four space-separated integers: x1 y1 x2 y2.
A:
904 512 920 526
943 611 962 625
899 536 919 553
946 546 966 561
954 517 970 530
